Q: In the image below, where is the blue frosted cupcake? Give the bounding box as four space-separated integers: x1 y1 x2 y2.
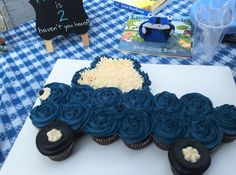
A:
123 89 154 113
82 108 121 145
39 82 72 105
30 102 61 128
91 87 123 112
69 84 94 106
180 93 214 121
119 110 152 150
215 104 236 143
59 103 92 138
153 91 185 114
152 109 188 150
189 117 223 151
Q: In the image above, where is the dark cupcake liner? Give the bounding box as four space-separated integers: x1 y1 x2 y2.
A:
170 165 179 175
49 142 74 161
153 136 169 151
125 136 152 150
73 130 85 139
93 135 119 145
208 145 220 154
222 135 236 143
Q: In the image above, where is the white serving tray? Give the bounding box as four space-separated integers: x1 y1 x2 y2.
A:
1 59 236 175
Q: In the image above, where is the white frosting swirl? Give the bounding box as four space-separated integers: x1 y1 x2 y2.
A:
39 87 51 100
77 57 144 92
182 146 201 163
46 129 62 142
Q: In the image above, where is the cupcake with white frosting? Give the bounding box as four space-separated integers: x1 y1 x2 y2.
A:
168 139 211 175
36 121 74 161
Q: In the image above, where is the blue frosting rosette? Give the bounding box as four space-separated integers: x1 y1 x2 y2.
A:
152 109 188 145
123 89 154 112
71 68 89 89
91 87 123 112
189 117 223 150
40 82 72 104
215 104 236 136
82 108 121 137
59 103 92 130
119 110 152 144
153 91 185 113
30 103 61 128
70 84 94 105
180 93 213 120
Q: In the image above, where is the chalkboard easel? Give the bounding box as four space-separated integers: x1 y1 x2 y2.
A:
44 33 89 53
30 0 90 53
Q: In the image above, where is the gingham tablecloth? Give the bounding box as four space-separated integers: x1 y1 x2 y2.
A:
0 0 236 168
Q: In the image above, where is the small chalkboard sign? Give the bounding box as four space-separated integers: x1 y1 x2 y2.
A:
29 0 90 52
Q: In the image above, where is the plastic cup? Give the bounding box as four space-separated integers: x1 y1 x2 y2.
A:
191 0 234 62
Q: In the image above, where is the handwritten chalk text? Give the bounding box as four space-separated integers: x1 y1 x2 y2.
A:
37 19 89 34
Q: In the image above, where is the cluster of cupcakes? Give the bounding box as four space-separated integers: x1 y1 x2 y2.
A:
30 82 236 161
29 57 236 174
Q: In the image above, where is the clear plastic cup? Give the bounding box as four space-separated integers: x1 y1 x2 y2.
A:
191 0 234 62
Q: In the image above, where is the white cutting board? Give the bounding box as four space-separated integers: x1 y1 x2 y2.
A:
1 59 236 175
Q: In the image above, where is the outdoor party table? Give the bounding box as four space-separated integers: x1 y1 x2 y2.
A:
0 0 236 169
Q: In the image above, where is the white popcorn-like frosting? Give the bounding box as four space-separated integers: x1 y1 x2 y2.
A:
182 146 201 163
77 57 144 92
46 129 62 142
39 87 51 100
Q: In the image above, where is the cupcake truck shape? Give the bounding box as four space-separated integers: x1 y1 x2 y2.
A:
139 16 175 42
27 56 236 174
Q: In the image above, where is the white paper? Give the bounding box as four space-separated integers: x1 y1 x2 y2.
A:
1 59 236 175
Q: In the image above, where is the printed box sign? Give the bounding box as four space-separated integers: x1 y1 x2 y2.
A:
29 0 89 40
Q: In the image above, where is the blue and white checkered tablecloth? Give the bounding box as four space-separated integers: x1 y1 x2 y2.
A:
0 0 236 168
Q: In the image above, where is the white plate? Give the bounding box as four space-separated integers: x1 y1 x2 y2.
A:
1 59 236 175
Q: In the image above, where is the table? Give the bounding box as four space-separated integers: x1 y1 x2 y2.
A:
0 0 235 169
1 59 236 175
